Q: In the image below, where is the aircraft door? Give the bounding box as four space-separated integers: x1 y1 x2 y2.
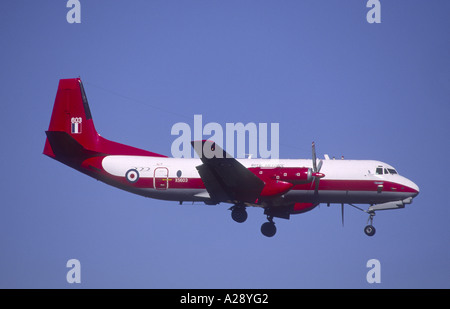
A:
154 167 169 190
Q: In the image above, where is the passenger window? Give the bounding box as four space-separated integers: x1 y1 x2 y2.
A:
376 167 383 175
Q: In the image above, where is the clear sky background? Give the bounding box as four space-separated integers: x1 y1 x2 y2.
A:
0 1 449 288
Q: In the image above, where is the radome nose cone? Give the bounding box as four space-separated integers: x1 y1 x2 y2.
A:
409 180 420 197
401 176 419 197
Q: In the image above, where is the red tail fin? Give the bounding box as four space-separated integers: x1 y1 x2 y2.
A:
44 78 165 165
44 78 98 155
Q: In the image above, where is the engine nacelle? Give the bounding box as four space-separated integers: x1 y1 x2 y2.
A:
260 179 294 197
293 202 317 213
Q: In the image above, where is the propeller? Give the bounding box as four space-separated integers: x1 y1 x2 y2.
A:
311 142 325 198
312 142 344 227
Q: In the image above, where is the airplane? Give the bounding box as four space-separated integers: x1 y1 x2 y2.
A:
43 78 420 237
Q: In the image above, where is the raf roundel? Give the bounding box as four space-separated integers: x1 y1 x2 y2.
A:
125 169 139 183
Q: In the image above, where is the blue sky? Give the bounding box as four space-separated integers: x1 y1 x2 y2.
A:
0 0 449 288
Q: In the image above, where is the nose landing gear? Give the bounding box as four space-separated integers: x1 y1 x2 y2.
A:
364 212 376 237
348 204 378 237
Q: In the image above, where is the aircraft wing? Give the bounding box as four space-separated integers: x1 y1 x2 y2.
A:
191 140 265 204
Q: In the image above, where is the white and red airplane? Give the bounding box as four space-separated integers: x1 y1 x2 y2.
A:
44 78 419 237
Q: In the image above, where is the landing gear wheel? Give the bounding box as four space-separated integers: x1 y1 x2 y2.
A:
364 225 376 237
231 207 247 223
261 222 276 237
363 212 376 236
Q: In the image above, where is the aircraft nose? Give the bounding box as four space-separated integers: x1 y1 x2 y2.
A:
408 180 420 197
412 182 420 197
400 176 419 198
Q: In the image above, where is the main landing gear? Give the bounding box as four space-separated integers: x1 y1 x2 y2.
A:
230 205 247 223
230 206 277 237
261 216 276 238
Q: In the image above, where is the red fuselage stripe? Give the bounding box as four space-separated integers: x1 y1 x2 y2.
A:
108 176 417 194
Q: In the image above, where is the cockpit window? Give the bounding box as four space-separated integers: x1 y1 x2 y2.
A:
388 168 398 175
376 166 398 175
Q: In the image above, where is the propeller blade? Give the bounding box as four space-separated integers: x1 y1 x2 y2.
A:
312 142 325 199
341 204 344 227
317 159 323 173
314 178 320 197
312 142 317 172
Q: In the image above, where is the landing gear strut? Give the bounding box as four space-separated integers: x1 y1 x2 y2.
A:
261 216 276 237
364 212 376 237
230 205 247 223
348 204 378 237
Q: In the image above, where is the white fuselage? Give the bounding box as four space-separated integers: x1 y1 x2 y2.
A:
101 155 419 206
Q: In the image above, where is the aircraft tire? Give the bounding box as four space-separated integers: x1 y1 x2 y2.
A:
231 207 248 223
364 225 376 237
261 222 276 237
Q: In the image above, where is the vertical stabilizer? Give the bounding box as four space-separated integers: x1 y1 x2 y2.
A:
43 78 166 164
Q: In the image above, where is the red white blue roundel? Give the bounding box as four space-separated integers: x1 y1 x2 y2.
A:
125 169 139 183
